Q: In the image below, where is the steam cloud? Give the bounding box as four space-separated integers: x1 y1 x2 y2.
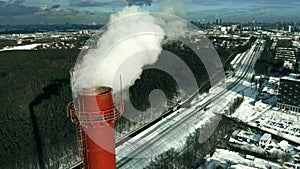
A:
72 6 165 96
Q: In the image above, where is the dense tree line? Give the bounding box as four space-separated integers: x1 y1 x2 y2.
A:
277 39 293 48
162 40 210 87
129 68 179 111
116 38 239 142
121 39 233 131
32 81 78 168
0 49 79 168
128 38 243 112
0 39 17 48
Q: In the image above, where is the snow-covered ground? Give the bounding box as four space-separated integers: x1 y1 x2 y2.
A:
228 128 292 159
249 108 300 144
231 71 300 144
116 95 222 168
227 40 269 122
116 40 264 168
231 89 271 122
0 43 47 51
229 41 300 144
205 149 282 169
115 72 249 168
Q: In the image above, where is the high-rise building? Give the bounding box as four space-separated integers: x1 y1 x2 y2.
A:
288 25 292 32
277 74 300 112
216 19 219 25
231 24 238 31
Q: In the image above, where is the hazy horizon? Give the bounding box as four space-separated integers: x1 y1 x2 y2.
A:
1 0 300 25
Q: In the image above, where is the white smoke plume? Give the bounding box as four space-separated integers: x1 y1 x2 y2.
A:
71 6 165 96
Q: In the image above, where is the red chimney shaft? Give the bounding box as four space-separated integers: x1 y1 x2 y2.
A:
77 87 122 169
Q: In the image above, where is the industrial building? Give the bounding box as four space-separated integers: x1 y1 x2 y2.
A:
275 47 297 70
259 133 272 147
230 129 261 145
277 74 300 112
230 130 273 148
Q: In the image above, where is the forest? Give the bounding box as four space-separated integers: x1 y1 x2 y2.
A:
117 38 240 136
0 49 79 168
0 39 17 49
0 36 243 168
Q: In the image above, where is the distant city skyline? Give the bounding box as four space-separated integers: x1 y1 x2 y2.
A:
1 0 300 25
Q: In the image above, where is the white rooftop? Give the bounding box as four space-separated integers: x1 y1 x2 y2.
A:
260 133 271 142
281 73 300 82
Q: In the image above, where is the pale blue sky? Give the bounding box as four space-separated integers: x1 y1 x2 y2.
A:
1 0 300 25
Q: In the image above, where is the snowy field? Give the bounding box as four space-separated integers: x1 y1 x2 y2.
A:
0 43 47 51
204 149 282 169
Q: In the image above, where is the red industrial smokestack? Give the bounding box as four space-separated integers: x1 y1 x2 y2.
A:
68 86 123 169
